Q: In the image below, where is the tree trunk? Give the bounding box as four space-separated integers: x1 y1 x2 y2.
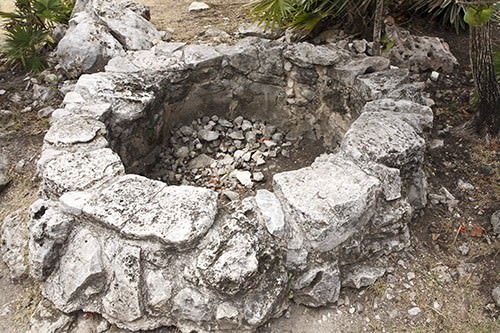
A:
470 22 500 135
372 0 384 56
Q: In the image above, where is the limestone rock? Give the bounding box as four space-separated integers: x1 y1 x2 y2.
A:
44 116 107 147
0 152 11 192
83 175 218 247
341 111 425 170
195 202 289 329
198 129 220 142
188 153 215 169
343 265 386 289
41 148 124 199
361 98 433 134
29 200 74 280
292 261 341 307
173 288 211 322
28 299 75 333
102 241 142 323
0 209 28 280
188 2 210 12
56 12 125 78
255 190 286 238
145 270 172 311
183 44 222 67
56 0 163 78
284 42 348 68
44 228 106 312
231 170 253 188
273 154 381 252
357 68 409 100
387 32 458 73
333 56 391 85
96 2 162 50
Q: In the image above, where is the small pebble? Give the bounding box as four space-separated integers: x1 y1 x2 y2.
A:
253 172 265 182
408 307 421 316
458 243 470 256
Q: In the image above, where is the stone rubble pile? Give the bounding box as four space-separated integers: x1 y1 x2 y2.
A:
152 114 297 194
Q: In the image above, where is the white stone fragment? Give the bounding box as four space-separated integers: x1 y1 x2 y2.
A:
231 170 253 188
198 129 220 142
145 270 172 311
408 307 421 316
59 191 92 216
253 172 265 182
255 190 286 238
430 71 440 81
188 1 210 12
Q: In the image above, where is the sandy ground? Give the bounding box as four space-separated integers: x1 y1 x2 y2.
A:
138 0 250 41
0 0 15 43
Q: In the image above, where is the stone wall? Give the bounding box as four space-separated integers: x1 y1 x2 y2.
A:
57 37 394 175
31 29 434 333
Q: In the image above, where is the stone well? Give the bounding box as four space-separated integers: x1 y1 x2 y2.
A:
30 34 434 332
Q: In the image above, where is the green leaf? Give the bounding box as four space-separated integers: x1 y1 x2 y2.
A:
464 6 494 26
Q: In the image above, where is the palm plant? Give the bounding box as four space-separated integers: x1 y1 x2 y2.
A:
247 0 479 35
247 0 373 32
410 0 467 31
0 0 74 72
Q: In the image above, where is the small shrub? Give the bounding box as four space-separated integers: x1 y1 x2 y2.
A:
0 0 74 72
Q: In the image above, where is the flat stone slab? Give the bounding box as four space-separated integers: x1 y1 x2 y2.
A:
361 98 433 133
44 116 107 147
42 148 124 198
273 154 381 252
83 175 218 248
341 111 425 169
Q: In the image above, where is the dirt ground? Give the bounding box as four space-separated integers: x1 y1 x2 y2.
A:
140 0 250 42
0 1 499 332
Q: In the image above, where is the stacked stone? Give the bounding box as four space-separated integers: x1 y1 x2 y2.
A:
23 15 442 331
153 115 292 192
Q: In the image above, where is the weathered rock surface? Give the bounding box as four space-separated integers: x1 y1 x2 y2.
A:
274 155 381 253
30 11 436 332
56 0 164 77
0 209 28 279
343 265 386 289
0 152 10 192
386 30 458 73
28 299 74 333
82 175 218 247
29 200 74 280
41 148 124 199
